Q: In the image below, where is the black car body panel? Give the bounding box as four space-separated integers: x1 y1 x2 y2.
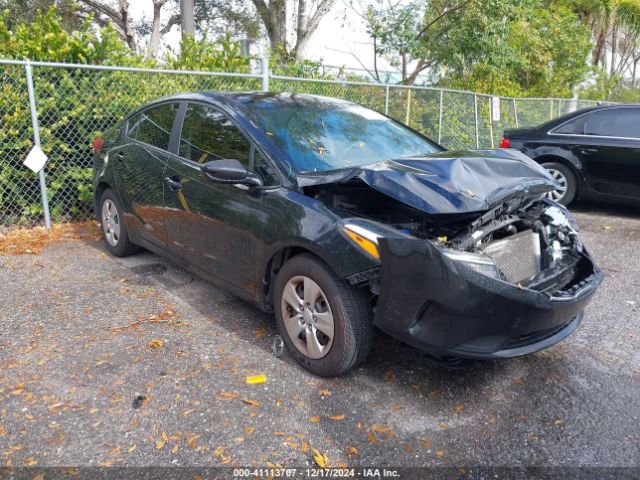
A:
299 148 558 214
503 104 640 204
94 92 602 361
374 238 603 358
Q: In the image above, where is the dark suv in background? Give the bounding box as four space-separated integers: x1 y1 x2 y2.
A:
501 104 640 205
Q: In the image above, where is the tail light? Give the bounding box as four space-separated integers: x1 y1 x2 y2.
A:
93 136 104 154
499 137 511 148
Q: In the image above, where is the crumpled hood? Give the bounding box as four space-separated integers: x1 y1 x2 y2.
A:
297 149 559 215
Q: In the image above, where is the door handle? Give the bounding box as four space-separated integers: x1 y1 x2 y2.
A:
164 177 182 191
580 148 598 154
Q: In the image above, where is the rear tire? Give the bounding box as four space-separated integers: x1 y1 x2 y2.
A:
99 188 137 257
541 161 577 205
273 254 373 377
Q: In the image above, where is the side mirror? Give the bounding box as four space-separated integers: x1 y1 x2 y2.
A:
201 159 262 187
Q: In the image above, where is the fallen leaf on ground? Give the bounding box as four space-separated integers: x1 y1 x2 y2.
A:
436 450 445 457
213 446 225 457
346 446 358 456
241 398 260 407
215 391 238 401
148 339 164 349
328 414 345 421
420 439 432 448
452 405 465 415
309 416 321 423
311 448 330 468
0 222 98 255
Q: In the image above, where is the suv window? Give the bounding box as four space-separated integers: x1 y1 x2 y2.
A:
584 108 640 138
128 103 178 150
179 103 250 167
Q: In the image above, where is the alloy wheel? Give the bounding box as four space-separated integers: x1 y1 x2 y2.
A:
280 275 334 359
545 167 568 202
101 199 121 247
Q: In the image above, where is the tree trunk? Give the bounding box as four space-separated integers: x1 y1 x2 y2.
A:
181 0 195 39
401 53 407 83
293 0 337 59
252 0 287 52
610 23 618 76
118 0 137 53
592 24 608 68
77 0 137 53
146 0 169 60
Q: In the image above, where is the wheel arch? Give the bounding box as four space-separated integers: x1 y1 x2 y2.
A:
261 243 343 312
534 154 583 181
94 181 112 218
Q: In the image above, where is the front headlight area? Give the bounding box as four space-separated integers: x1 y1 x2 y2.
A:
340 218 502 281
340 219 413 262
440 248 502 279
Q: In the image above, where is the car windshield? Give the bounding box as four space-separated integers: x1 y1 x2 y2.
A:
245 99 441 173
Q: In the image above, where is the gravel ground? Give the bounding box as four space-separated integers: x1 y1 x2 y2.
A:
0 201 639 476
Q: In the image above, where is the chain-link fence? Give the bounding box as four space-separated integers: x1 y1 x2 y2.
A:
0 59 605 229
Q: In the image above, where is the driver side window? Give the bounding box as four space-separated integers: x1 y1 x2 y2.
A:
179 103 279 186
179 104 250 167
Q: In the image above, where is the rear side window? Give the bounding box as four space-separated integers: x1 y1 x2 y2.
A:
554 115 587 134
128 103 179 150
584 108 640 138
179 103 250 167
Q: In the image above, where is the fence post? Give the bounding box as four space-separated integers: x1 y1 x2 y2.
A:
513 98 519 128
437 89 443 144
25 60 51 229
488 98 494 149
384 84 389 115
261 50 269 92
474 94 479 149
405 88 412 126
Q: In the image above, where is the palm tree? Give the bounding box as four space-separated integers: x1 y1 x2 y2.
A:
562 0 640 72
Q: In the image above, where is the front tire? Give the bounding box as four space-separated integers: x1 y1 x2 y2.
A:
541 161 577 205
99 189 137 257
273 254 373 377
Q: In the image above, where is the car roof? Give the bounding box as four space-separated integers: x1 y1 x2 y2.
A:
132 91 355 117
538 103 639 130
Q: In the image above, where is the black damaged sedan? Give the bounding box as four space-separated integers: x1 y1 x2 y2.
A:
93 92 602 376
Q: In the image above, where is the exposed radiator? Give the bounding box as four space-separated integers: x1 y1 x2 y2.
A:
481 230 541 283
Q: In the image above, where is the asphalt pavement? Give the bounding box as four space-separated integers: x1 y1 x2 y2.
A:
0 201 639 477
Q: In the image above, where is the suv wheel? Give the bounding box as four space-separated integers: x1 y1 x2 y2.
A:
273 254 373 377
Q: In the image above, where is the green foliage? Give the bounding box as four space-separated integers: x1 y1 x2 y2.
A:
0 6 257 226
364 0 592 97
0 7 131 64
445 3 592 97
580 68 640 101
165 35 250 73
